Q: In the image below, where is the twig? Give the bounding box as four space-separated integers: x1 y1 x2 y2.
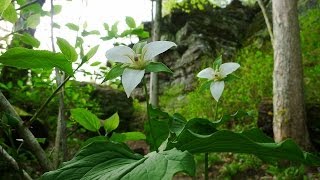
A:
0 145 32 180
50 0 67 168
0 91 53 171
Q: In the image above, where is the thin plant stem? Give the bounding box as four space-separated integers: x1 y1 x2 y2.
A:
50 0 66 168
205 101 219 180
142 76 157 150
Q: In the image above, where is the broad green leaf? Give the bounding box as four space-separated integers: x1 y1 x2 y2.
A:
103 64 125 82
2 3 17 23
125 16 136 28
70 108 101 132
65 23 79 31
145 106 171 151
56 37 78 62
0 48 73 75
165 120 320 166
18 33 40 48
26 14 41 29
90 61 101 66
82 45 99 63
41 141 195 180
104 113 119 133
0 0 11 14
53 5 62 15
110 132 146 142
82 136 108 147
145 62 173 73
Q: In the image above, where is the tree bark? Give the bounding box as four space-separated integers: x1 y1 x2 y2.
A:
0 91 53 171
272 0 312 150
149 0 162 107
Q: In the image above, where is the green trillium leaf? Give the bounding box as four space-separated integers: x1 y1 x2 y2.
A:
103 64 125 82
165 117 320 166
0 48 73 75
41 141 195 180
145 62 173 74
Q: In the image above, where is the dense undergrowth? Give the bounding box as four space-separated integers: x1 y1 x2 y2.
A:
158 8 320 178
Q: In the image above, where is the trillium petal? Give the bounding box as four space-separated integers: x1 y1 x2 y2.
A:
122 68 145 97
197 68 214 80
142 41 177 61
210 81 224 102
106 46 135 64
220 63 240 77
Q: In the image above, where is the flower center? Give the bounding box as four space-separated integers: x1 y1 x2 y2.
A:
212 71 223 81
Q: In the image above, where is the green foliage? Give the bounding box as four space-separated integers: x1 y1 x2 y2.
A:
41 142 195 180
70 108 101 132
56 37 78 62
145 62 173 73
16 33 41 48
110 132 146 142
2 3 17 23
104 113 120 134
163 0 212 14
0 48 73 75
0 0 11 14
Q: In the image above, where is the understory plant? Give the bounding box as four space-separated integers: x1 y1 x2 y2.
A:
38 41 320 179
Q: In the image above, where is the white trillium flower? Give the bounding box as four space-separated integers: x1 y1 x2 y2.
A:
106 41 177 97
197 62 240 102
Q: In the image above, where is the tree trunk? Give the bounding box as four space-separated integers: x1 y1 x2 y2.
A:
272 0 312 150
149 0 162 107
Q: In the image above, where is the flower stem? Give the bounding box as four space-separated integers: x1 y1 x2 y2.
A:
142 77 156 150
205 101 219 180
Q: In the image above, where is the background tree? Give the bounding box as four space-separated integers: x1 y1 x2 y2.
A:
272 0 312 150
149 0 162 107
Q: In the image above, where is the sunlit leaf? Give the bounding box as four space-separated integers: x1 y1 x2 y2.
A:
41 142 195 180
53 5 62 15
26 14 41 29
125 16 136 28
56 37 78 62
0 0 11 14
2 3 17 23
90 61 101 66
82 45 99 63
70 108 101 132
65 23 79 31
0 48 73 75
104 113 119 133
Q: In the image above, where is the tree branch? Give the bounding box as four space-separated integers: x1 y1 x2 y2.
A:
0 145 32 180
0 91 53 171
